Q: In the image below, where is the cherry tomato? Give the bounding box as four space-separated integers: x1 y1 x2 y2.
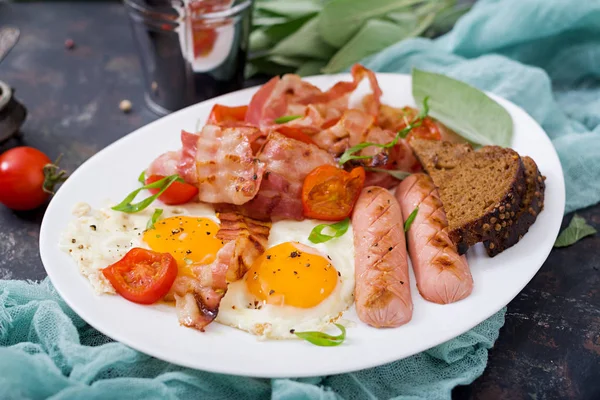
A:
145 175 198 205
102 248 178 304
302 165 365 221
274 125 317 145
207 104 248 124
0 146 66 211
406 117 442 141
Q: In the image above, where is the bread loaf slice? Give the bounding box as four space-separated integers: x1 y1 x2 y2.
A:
410 139 526 254
483 156 545 256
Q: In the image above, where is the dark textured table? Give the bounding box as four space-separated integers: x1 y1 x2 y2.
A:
1 3 599 399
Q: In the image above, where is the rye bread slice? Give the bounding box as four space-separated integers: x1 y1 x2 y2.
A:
483 156 545 256
410 139 526 254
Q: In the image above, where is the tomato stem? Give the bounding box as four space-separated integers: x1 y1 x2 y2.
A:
42 154 69 194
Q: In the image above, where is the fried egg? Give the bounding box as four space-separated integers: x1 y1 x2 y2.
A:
60 202 219 294
216 219 355 339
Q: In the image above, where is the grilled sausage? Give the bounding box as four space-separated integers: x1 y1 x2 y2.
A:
352 186 413 328
396 173 473 304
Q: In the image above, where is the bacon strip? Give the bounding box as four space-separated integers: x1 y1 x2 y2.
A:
193 125 266 205
240 132 336 221
173 210 271 331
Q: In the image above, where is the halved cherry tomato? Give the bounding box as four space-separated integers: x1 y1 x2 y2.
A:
302 165 365 221
146 175 198 205
274 125 317 145
406 117 442 141
102 248 178 304
207 104 248 124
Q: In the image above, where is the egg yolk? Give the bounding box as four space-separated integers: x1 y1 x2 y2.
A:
245 242 338 308
143 216 222 277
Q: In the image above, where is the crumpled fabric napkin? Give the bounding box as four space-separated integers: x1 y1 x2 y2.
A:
2 0 599 398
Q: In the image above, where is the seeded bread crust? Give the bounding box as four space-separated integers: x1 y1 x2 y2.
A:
483 156 545 257
410 139 526 255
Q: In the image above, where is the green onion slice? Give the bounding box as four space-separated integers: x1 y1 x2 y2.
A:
294 323 346 347
338 97 430 166
308 218 350 244
365 168 411 180
112 174 183 213
274 115 302 124
404 207 419 232
146 208 163 230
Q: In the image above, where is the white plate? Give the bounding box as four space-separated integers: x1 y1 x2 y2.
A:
39 73 565 378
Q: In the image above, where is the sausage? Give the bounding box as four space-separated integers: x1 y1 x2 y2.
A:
352 186 413 328
396 173 473 304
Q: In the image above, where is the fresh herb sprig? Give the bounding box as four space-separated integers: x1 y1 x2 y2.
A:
294 323 346 347
554 214 597 248
112 174 183 213
365 168 411 180
338 97 429 166
404 207 419 232
146 208 163 230
274 115 303 124
308 218 350 244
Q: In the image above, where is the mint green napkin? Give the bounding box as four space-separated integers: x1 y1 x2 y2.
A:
2 0 599 398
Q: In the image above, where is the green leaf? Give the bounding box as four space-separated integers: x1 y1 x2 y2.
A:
319 0 424 48
263 14 315 43
271 16 337 61
247 56 296 77
249 29 273 53
365 168 411 180
268 55 306 68
296 60 327 77
253 16 289 27
322 19 412 74
308 218 350 244
412 69 514 147
112 175 183 214
138 170 146 184
146 208 163 230
554 214 597 248
404 206 419 232
256 0 322 19
294 323 346 347
429 3 472 36
274 115 303 124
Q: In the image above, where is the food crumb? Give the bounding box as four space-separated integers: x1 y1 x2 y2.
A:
119 99 132 113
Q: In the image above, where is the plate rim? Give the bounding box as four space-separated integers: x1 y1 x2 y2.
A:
39 72 566 378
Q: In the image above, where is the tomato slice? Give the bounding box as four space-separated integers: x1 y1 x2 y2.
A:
406 117 442 141
207 104 248 124
274 125 317 145
302 165 366 221
145 175 198 205
102 248 178 304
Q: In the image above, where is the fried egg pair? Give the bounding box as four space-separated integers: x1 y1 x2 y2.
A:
62 204 355 339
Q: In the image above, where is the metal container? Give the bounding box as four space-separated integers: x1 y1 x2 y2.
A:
124 0 253 115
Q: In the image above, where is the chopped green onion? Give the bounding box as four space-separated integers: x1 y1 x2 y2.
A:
404 207 419 232
274 115 302 124
146 208 163 230
365 168 411 180
112 174 184 213
294 323 346 347
308 218 350 244
138 170 146 184
338 97 430 166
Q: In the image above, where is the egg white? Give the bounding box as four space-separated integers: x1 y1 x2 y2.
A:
216 219 356 340
60 201 217 294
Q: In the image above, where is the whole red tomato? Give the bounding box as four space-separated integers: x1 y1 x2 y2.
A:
0 147 67 210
